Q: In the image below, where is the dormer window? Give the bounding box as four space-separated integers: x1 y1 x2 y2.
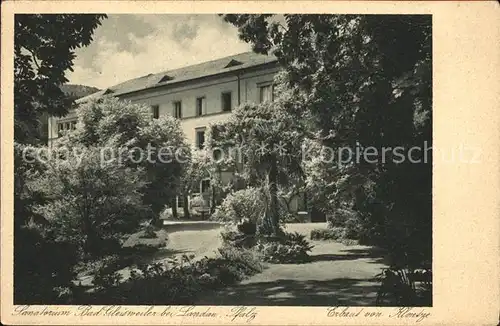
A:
158 74 174 83
224 59 243 68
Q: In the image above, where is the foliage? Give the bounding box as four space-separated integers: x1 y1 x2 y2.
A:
14 225 78 304
222 14 432 265
56 97 189 219
177 148 217 218
256 232 313 264
220 225 257 249
310 227 360 245
140 224 158 239
31 145 149 257
14 143 47 228
14 143 80 304
60 84 100 101
14 14 106 143
75 247 262 305
310 227 346 241
190 195 206 210
375 267 432 306
209 97 307 235
237 218 257 235
211 187 264 223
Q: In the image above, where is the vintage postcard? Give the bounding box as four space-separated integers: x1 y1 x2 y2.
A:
1 1 499 325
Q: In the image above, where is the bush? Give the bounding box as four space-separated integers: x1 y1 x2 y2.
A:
257 232 313 264
73 97 189 217
220 227 257 249
211 187 264 223
159 207 174 220
139 224 157 239
310 227 346 241
32 145 149 258
237 218 257 235
327 208 359 228
14 226 78 304
257 242 311 264
376 267 432 306
78 246 263 305
310 227 360 245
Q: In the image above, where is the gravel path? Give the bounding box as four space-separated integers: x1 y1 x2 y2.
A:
77 222 223 286
195 223 389 306
118 222 223 280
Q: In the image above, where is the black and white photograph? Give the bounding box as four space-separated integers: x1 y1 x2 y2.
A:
11 12 434 309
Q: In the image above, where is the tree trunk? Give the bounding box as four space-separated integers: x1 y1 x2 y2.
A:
210 186 216 214
171 197 178 219
268 157 280 236
183 193 190 219
83 213 99 256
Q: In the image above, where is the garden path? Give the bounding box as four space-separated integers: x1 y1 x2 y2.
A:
195 223 389 306
77 221 223 287
117 221 223 281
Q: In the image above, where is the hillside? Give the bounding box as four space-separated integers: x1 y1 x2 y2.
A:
61 84 100 100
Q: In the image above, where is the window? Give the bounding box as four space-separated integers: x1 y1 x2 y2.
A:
259 84 274 103
57 120 77 136
151 105 160 119
201 179 211 193
173 101 182 119
196 97 206 116
221 92 232 112
196 128 206 149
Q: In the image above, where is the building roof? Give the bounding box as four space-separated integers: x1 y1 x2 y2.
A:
76 51 278 103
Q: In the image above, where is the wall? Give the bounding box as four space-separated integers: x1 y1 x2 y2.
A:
48 110 78 143
120 66 279 146
48 65 279 147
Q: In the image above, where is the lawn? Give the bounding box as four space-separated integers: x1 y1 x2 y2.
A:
195 222 389 306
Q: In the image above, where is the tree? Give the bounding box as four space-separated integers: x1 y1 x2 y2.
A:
56 97 189 223
14 14 106 143
208 98 306 235
222 14 432 264
31 144 148 257
177 148 214 219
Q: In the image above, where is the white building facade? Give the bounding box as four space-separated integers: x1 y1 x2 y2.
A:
48 52 310 219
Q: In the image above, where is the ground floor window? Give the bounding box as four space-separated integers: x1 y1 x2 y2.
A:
57 120 77 136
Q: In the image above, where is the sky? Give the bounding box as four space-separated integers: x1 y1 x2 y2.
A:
66 14 252 89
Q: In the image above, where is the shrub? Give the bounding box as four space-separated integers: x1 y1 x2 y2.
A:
211 187 264 223
159 207 174 220
190 195 206 209
74 97 189 218
257 242 311 264
257 232 313 264
140 224 157 239
32 145 149 258
14 226 78 304
92 270 123 292
376 267 432 306
217 245 263 274
220 227 257 249
310 227 346 241
327 208 359 228
237 218 257 235
79 246 263 305
310 227 360 245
